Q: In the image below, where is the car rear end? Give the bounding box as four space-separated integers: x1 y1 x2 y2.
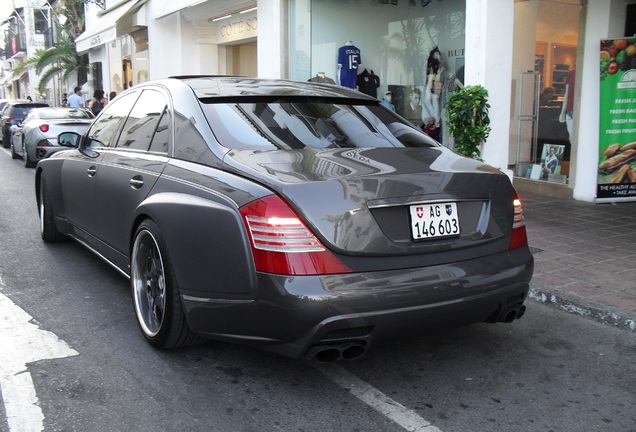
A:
2 102 48 146
178 78 534 361
31 119 93 161
216 149 533 361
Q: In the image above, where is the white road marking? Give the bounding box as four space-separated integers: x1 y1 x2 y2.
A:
0 284 79 432
314 364 443 432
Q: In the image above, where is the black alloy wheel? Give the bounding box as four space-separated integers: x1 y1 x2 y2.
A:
130 220 202 349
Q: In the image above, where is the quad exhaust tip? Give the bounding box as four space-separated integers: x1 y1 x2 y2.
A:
306 342 367 363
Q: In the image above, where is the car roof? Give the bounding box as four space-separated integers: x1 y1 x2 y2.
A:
7 101 49 107
167 75 376 101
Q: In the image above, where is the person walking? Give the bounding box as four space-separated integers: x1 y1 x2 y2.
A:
67 87 84 108
89 90 107 116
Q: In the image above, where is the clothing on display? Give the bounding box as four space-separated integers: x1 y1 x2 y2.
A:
308 72 336 84
356 69 380 98
337 40 361 89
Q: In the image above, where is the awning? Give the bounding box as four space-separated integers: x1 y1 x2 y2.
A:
75 0 145 53
0 72 14 86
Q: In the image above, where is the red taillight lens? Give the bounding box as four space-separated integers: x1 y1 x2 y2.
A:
39 124 49 133
240 195 352 275
509 191 528 249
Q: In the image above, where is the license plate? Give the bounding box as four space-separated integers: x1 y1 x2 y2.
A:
409 202 460 240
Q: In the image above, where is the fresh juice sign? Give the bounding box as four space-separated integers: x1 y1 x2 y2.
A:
598 38 636 201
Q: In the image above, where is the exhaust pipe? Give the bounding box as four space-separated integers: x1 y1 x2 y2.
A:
497 304 526 323
306 342 367 363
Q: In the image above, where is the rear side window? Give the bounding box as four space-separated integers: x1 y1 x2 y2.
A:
116 89 168 151
85 91 139 148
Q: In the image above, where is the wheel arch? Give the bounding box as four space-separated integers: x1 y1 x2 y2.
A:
131 192 258 300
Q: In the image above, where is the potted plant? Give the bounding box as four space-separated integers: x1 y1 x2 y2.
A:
445 85 491 160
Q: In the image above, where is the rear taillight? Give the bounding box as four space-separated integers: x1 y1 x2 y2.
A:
39 124 49 133
240 195 352 275
509 191 528 249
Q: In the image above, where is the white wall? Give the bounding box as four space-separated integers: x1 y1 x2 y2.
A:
466 0 515 173
257 0 285 78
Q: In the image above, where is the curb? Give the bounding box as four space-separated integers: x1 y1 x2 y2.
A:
528 288 636 333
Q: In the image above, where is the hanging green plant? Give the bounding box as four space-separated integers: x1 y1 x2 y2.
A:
445 85 491 161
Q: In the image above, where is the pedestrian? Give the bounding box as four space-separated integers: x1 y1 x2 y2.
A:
89 89 107 116
67 87 84 108
109 91 117 102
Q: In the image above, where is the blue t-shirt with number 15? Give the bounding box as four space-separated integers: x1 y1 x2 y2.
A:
338 44 361 89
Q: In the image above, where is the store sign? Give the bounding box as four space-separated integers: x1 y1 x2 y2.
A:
597 38 636 202
215 11 257 44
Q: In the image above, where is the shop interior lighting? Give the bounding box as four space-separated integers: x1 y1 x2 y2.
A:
210 7 256 22
211 14 232 22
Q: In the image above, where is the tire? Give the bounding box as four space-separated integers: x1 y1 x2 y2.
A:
131 220 202 349
10 140 19 159
23 141 35 168
39 176 67 243
1 130 9 148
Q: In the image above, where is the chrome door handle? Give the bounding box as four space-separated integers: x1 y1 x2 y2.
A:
87 166 97 177
130 177 144 189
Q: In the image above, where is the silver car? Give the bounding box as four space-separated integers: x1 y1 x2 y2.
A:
10 107 94 167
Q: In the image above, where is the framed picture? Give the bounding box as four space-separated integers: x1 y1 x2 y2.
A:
540 144 565 178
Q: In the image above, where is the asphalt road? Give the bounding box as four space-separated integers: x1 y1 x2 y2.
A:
0 149 635 432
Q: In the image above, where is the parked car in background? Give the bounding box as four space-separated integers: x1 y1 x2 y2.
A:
36 76 534 362
0 100 49 147
0 99 11 113
10 107 95 167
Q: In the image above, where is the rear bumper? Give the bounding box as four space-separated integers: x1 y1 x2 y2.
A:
182 246 534 359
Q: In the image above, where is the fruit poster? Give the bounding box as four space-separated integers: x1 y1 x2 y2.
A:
597 38 636 201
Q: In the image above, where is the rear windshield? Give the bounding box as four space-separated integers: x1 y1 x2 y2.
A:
200 98 439 150
11 105 48 117
39 108 93 119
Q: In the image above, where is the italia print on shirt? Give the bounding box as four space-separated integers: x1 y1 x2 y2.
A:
338 43 361 89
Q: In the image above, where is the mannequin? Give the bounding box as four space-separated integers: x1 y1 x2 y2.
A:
309 72 335 84
337 40 361 89
559 66 575 138
380 91 395 112
421 47 443 127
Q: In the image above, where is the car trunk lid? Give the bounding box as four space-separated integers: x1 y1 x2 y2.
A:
224 146 516 259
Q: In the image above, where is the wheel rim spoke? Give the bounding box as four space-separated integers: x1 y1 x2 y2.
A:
132 230 166 337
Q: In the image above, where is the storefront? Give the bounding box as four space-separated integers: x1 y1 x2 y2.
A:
290 0 466 146
510 0 580 188
78 0 634 202
75 0 148 100
148 0 258 79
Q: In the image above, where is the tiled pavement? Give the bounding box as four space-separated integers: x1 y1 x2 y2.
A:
518 188 636 332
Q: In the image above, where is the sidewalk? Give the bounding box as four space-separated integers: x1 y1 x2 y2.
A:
517 187 636 332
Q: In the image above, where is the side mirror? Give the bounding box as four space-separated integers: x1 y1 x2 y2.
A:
58 132 81 148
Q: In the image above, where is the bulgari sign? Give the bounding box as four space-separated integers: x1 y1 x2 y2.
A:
214 11 257 44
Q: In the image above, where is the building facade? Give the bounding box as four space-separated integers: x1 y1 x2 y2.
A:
7 0 632 203
1 0 61 102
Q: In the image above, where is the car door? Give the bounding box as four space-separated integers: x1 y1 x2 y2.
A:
60 91 140 247
94 88 171 268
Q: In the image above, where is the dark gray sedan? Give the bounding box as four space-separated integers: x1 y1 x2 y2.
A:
10 107 94 167
35 76 533 362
